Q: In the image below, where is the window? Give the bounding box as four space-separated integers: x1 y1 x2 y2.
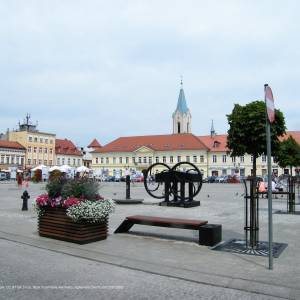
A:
222 155 226 163
44 160 47 165
177 156 181 163
21 157 24 165
143 157 147 163
132 157 135 163
126 157 129 164
57 158 60 165
45 139 48 144
44 148 47 154
106 157 109 164
34 159 37 165
113 157 116 164
38 159 41 165
1 155 4 163
11 156 14 164
78 159 80 165
232 157 236 163
28 136 32 142
186 156 190 162
50 139 53 144
193 156 197 163
28 146 31 153
34 147 37 153
138 157 141 163
262 155 266 163
119 157 122 164
62 158 65 165
149 157 152 164
170 156 173 163
68 158 70 165
213 155 217 163
200 155 204 163
96 157 99 164
49 160 52 166
6 156 9 164
156 157 159 163
49 148 53 154
163 156 166 163
73 159 76 165
240 156 244 163
28 159 31 165
39 147 42 154
34 137 37 142
101 157 104 164
40 138 43 143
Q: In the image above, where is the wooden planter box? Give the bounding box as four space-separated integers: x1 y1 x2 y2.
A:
38 207 108 244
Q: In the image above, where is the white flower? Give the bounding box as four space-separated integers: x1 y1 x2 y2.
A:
66 199 115 223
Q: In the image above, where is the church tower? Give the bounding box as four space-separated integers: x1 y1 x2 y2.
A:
172 80 192 134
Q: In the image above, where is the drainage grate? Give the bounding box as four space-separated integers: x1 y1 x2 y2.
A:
212 239 287 258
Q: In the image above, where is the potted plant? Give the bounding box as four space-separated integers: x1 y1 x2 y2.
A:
34 177 115 244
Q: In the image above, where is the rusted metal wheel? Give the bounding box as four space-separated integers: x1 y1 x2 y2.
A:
143 163 171 199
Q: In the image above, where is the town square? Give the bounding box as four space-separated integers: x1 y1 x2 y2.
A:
1 1 300 300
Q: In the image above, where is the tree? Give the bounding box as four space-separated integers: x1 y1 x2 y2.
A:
273 136 300 176
227 100 286 179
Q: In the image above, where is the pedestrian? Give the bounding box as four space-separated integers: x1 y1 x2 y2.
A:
17 173 23 189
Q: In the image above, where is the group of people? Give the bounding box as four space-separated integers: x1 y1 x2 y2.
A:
258 179 277 193
17 173 30 189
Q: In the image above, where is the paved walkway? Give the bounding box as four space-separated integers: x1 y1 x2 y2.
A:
0 182 299 299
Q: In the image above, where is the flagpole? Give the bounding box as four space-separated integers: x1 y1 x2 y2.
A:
265 83 273 270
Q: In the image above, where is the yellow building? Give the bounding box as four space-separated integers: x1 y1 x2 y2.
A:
90 85 300 178
8 114 56 169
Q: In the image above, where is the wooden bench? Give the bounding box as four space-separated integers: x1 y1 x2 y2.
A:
114 215 222 246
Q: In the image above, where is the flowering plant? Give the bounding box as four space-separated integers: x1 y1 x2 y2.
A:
63 197 82 208
66 199 115 223
34 178 115 223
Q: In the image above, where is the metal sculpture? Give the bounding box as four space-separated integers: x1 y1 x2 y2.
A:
143 162 202 207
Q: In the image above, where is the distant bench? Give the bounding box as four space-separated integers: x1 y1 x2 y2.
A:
114 215 222 246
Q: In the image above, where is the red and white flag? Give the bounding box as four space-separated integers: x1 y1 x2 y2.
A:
265 84 275 123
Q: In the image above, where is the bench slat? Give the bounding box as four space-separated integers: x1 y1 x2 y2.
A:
126 215 208 228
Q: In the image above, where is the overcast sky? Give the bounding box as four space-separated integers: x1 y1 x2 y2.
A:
1 1 300 146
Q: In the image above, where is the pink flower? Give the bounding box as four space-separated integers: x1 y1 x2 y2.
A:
63 197 81 208
36 194 49 207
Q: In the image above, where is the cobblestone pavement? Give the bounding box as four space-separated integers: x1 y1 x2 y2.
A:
0 181 299 299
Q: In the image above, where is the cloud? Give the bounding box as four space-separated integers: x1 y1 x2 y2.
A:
0 0 300 146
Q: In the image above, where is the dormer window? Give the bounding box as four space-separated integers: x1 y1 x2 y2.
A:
213 141 220 148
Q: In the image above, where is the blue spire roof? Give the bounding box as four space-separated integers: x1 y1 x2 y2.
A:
175 88 189 113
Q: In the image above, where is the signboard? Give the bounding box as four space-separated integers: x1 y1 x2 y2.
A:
265 84 275 123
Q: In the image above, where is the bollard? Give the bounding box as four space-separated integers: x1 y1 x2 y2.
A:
21 190 30 211
126 175 131 199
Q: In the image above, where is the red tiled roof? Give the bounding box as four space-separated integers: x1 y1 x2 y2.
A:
0 140 26 150
93 134 209 153
88 138 102 148
55 139 82 156
281 131 300 144
198 134 229 152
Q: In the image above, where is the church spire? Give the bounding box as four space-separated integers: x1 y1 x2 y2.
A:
172 79 192 134
210 119 216 137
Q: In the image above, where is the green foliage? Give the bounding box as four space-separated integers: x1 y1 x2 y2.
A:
274 136 300 171
46 177 67 198
61 178 99 200
227 101 286 157
32 170 42 183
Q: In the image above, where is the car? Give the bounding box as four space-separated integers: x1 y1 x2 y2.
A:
0 172 6 181
215 176 226 183
206 176 217 183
